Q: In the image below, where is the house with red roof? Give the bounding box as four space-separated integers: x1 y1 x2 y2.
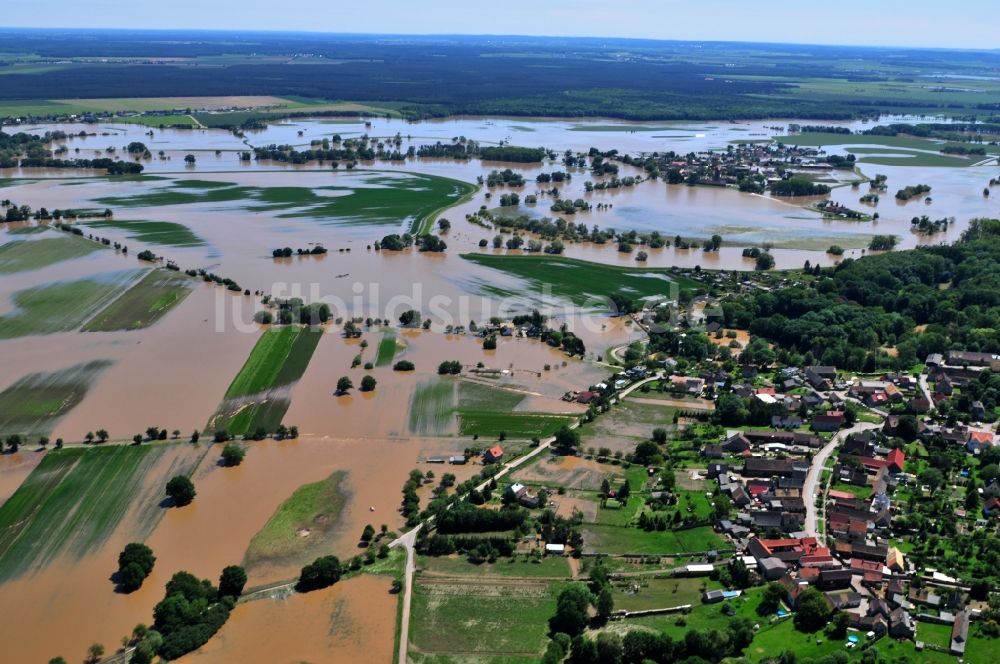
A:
887 448 905 473
484 445 504 463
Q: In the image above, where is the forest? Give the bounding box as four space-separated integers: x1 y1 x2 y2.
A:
2 30 1000 121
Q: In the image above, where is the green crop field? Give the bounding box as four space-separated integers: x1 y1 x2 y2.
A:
456 410 574 439
0 444 195 581
83 270 193 332
243 470 346 572
375 330 400 366
461 254 698 306
407 379 571 438
0 361 112 437
416 554 571 579
0 236 102 273
81 219 206 247
408 379 456 436
0 270 143 338
207 326 324 435
113 114 198 127
410 578 561 660
94 173 475 231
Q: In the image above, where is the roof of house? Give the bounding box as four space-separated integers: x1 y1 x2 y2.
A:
887 448 905 470
486 445 504 458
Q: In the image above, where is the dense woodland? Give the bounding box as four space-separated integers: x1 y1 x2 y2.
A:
719 219 1000 376
2 31 1000 121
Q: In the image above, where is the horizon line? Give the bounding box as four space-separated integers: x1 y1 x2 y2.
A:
1 26 998 54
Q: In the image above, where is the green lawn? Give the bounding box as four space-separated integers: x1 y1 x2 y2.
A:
746 618 848 663
207 326 324 435
83 270 192 331
581 524 724 555
243 470 347 572
0 270 143 338
0 444 195 581
81 219 206 248
916 621 954 650
0 360 112 438
614 576 720 612
461 254 699 307
0 236 102 273
410 578 561 659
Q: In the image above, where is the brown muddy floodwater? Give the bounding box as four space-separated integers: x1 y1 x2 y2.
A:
180 574 397 664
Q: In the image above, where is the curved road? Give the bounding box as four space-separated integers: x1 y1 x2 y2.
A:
802 421 880 539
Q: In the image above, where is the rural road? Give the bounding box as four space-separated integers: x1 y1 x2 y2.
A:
390 524 422 664
802 421 880 539
918 374 935 408
389 370 662 664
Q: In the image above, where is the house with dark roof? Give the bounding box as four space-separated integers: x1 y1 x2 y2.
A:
743 458 796 477
805 366 836 389
811 411 845 432
889 608 915 639
818 569 854 590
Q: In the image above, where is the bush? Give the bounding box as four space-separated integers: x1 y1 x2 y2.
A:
360 375 377 392
296 555 343 592
165 475 196 507
220 444 245 467
117 542 156 592
218 565 247 599
393 360 415 371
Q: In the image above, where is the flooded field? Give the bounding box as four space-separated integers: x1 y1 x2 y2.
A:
1 111 995 662
180 574 397 664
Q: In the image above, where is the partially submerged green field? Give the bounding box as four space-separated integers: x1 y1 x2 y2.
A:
0 444 198 581
0 361 112 437
243 470 347 573
82 219 206 248
83 269 193 331
407 379 575 438
462 254 696 306
206 326 324 435
375 330 401 366
0 235 102 273
94 173 475 231
0 270 142 338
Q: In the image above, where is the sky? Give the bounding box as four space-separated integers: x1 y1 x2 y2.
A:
3 0 995 50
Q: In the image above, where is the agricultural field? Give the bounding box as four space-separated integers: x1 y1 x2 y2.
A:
82 269 193 331
578 399 676 455
0 270 142 338
376 330 401 366
408 380 457 436
243 470 346 573
0 444 200 581
409 576 562 663
93 173 476 231
0 235 102 273
0 360 112 437
407 379 575 438
113 114 198 127
206 325 324 435
461 254 696 306
81 219 206 248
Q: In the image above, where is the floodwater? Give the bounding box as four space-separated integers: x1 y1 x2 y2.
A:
180 574 397 664
1 111 995 660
